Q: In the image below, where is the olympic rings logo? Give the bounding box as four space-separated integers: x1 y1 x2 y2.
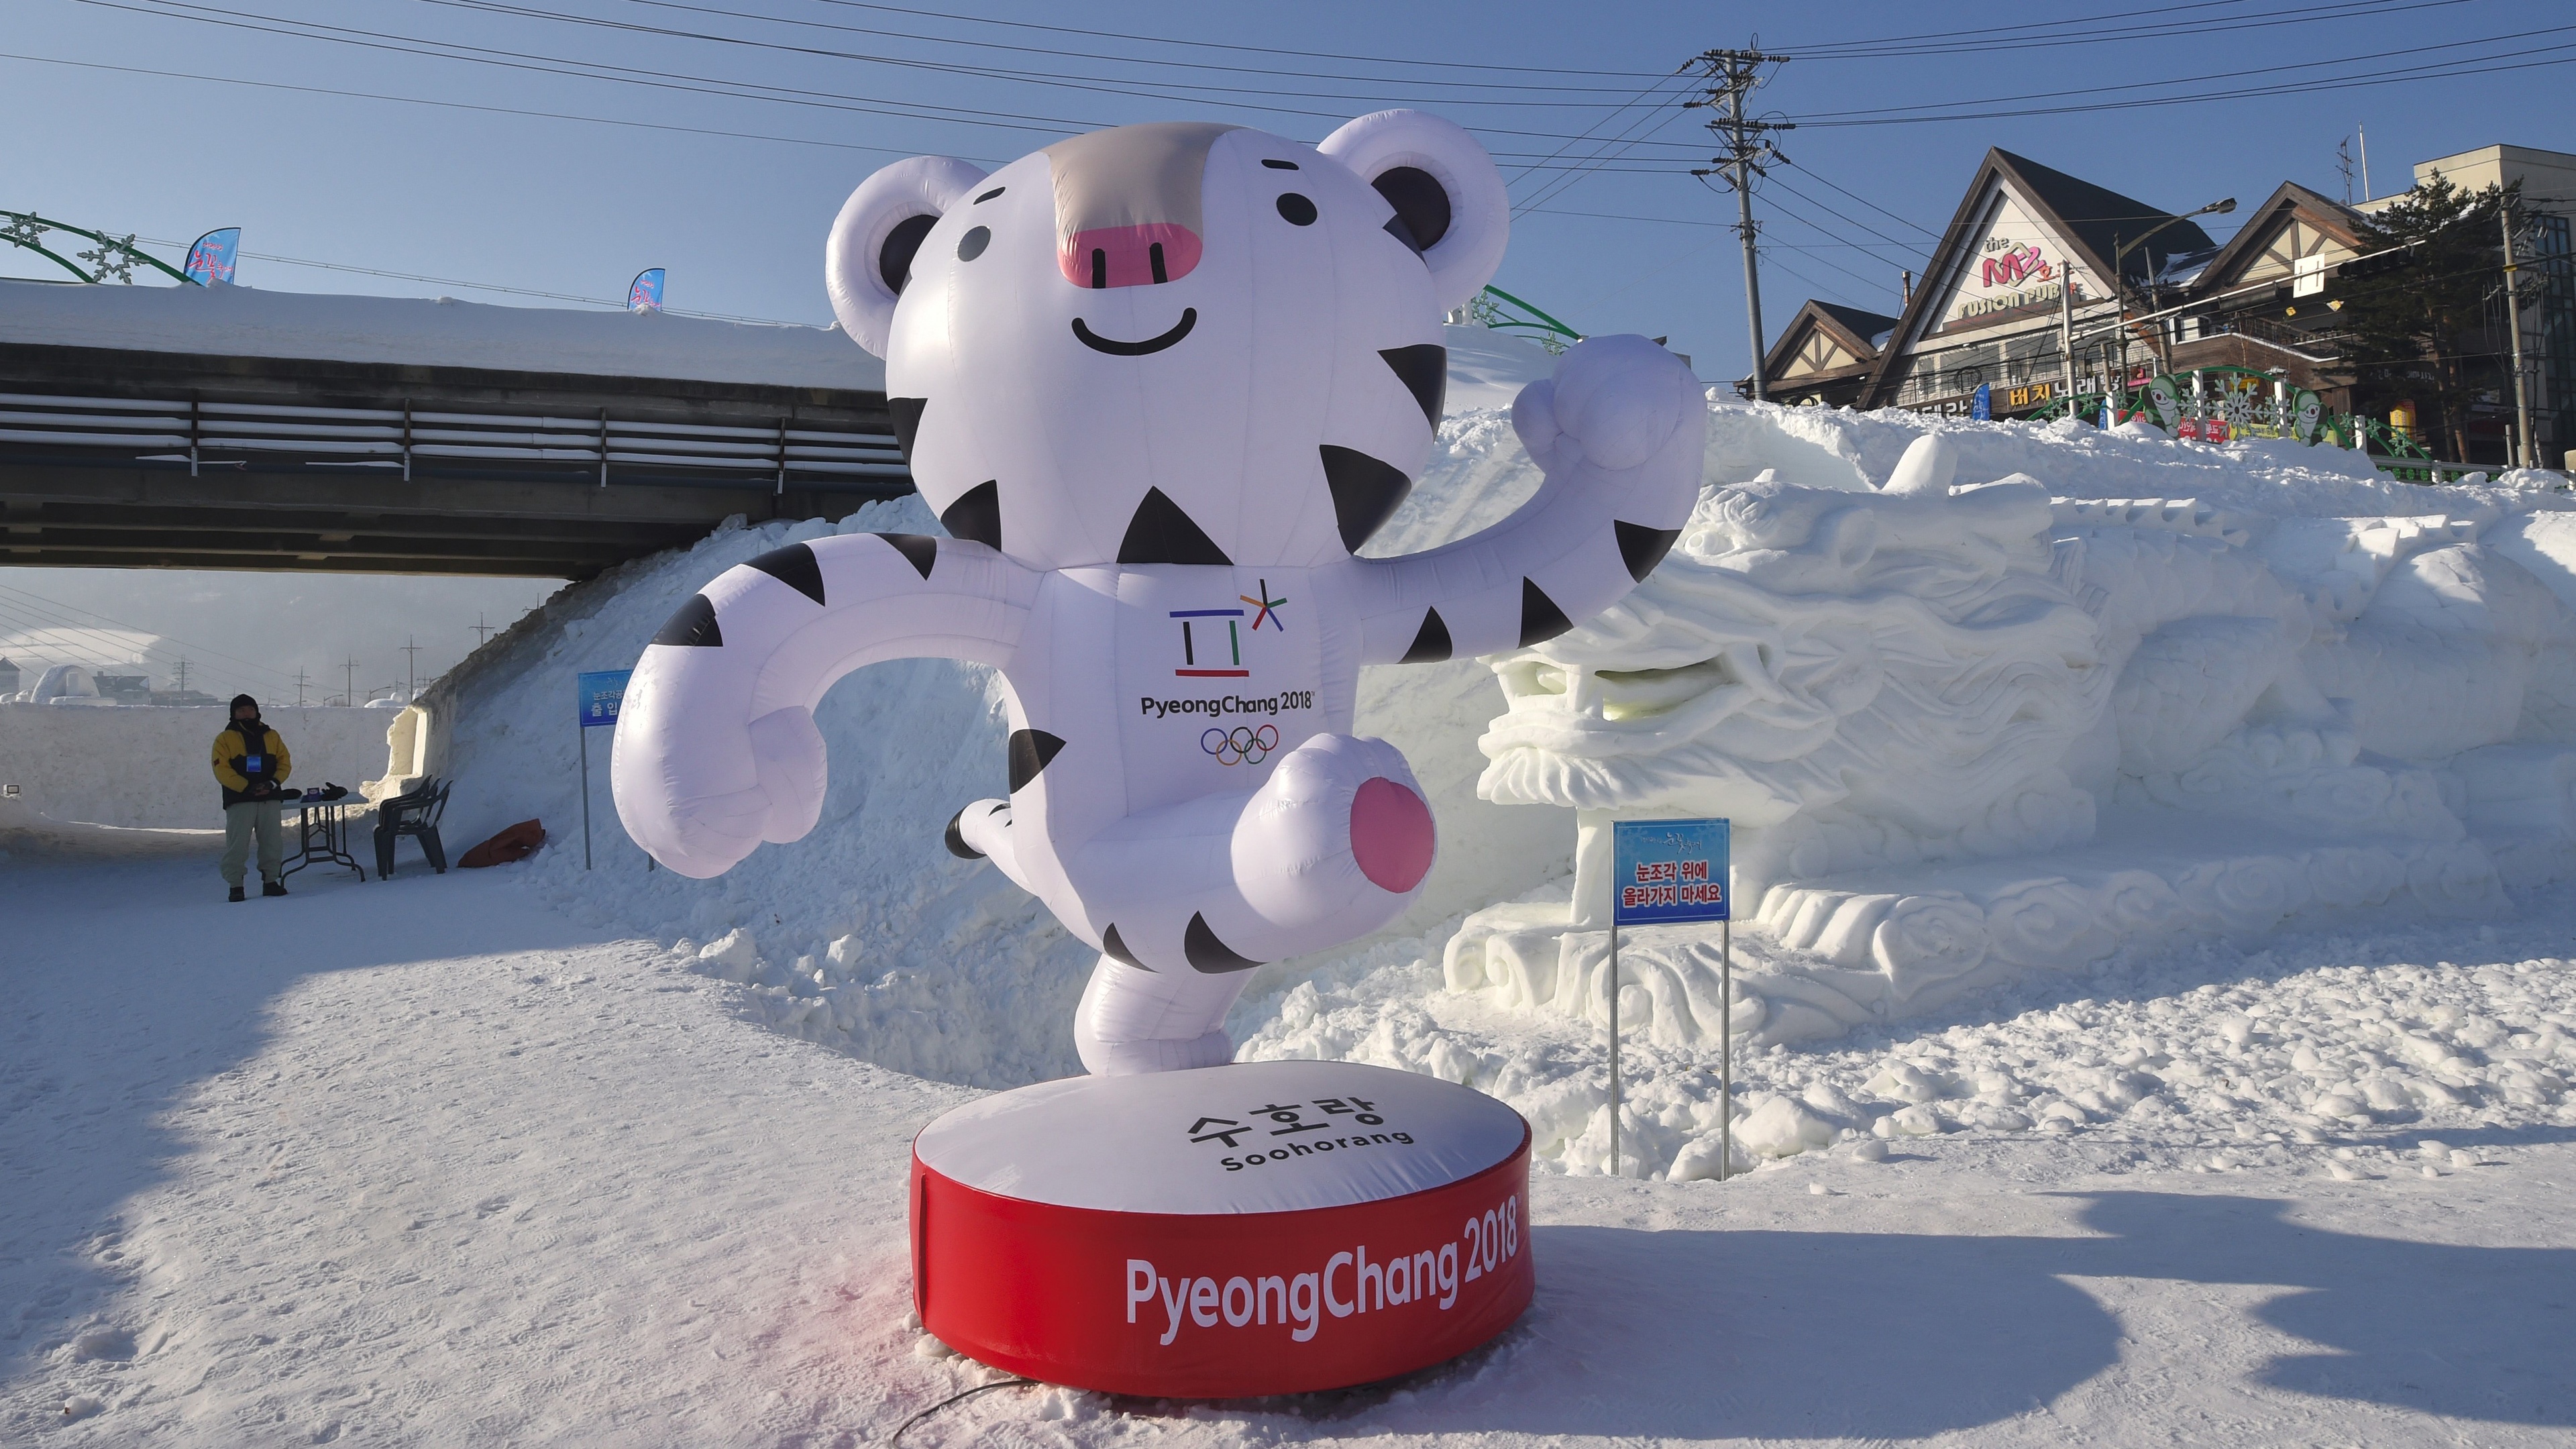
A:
1202 724 1279 765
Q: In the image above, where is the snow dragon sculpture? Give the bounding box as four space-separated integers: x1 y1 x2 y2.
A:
611 113 1703 1073
1452 432 2576 1044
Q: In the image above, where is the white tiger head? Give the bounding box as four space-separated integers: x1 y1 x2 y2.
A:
824 113 1508 572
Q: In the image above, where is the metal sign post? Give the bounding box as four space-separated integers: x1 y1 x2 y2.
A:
1609 818 1732 1179
575 669 633 870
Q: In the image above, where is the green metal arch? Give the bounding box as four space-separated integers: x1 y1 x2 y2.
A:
1 211 196 286
1468 284 1583 354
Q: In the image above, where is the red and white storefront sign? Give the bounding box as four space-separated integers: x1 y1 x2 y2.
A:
911 1059 1534 1399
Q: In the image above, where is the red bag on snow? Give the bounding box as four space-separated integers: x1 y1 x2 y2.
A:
459 818 545 868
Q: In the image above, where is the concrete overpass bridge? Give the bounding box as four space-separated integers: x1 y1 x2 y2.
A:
0 280 911 578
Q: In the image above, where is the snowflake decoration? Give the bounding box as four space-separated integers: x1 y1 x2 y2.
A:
75 231 142 284
0 212 44 250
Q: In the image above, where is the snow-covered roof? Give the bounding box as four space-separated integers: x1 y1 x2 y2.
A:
0 280 888 392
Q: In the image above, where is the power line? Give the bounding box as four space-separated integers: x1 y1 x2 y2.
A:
78 0 1723 154
0 50 965 161
1754 193 1922 294
1779 163 1943 240
129 232 807 324
790 0 1663 77
1793 19 2576 125
76 0 1161 140
1510 74 1698 216
404 0 1666 103
1781 0 2473 60
1792 42 2576 129
1762 172 1927 260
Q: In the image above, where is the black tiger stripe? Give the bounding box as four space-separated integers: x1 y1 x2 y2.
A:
1518 578 1574 647
1101 923 1145 969
1008 729 1065 792
1614 521 1682 582
1399 607 1452 663
877 532 938 580
746 542 825 605
1184 913 1263 973
651 594 722 648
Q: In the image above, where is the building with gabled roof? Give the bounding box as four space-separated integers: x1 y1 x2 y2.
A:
2147 181 2372 395
1746 300 1899 407
1849 148 2220 417
1748 140 2575 467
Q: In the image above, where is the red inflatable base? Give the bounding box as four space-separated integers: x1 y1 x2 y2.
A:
909 1061 1533 1399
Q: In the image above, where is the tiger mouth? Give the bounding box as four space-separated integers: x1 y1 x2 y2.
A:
1072 309 1197 356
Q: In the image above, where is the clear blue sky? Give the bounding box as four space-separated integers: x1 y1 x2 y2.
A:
5 0 2571 700
14 0 2571 373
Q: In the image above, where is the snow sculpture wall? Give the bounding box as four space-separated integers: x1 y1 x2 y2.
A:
612 113 1701 1074
1449 427 2576 1046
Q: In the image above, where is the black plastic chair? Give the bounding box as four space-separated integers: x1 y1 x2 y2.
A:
374 777 451 879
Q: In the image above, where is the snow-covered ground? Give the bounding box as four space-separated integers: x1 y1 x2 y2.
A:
5 830 2572 1444
11 347 2576 1441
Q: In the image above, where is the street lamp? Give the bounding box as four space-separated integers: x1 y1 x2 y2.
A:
2110 197 2236 381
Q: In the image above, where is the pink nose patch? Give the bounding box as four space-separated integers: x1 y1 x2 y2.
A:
1060 222 1203 288
1350 777 1434 894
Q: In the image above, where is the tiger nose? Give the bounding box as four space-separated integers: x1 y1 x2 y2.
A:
1059 223 1203 288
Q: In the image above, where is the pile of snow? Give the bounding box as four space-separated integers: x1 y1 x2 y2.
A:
1240 911 2576 1183
427 365 2576 1176
1438 326 1558 411
0 278 885 391
0 702 394 828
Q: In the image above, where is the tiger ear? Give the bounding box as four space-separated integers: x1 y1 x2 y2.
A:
824 155 989 357
1318 110 1509 314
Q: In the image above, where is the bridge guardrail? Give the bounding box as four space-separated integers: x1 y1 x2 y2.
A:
0 388 908 490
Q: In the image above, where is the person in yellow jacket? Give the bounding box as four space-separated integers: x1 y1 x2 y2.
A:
213 693 293 901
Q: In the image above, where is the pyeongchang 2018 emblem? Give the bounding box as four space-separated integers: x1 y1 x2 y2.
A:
1203 724 1278 765
1171 580 1287 679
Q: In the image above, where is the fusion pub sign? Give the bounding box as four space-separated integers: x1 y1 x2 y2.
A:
1609 818 1730 926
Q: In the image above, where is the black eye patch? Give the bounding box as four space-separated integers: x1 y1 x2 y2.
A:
957 225 990 261
879 213 937 293
1275 193 1317 226
1373 166 1451 254
973 186 1006 203
1261 158 1299 170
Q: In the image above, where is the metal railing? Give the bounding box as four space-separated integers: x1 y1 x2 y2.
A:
0 388 908 491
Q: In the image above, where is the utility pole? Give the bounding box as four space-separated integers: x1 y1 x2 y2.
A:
400 635 423 702
2358 123 2373 203
2059 256 2078 405
294 667 310 708
471 612 496 649
1686 48 1792 402
174 657 189 696
343 656 358 709
2502 201 2536 471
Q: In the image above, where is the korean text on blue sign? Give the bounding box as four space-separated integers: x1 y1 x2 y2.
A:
629 268 665 312
577 669 633 729
1610 818 1730 925
184 227 240 286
